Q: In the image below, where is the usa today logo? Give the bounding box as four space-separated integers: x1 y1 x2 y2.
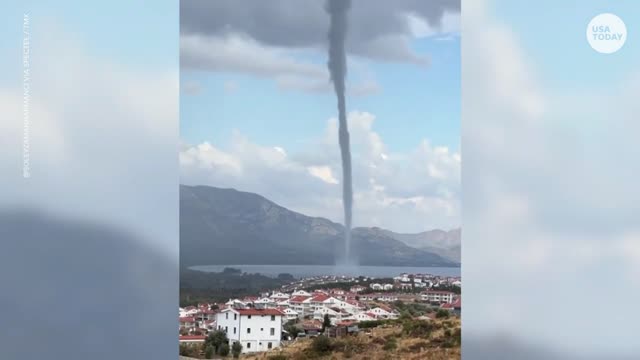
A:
587 13 626 54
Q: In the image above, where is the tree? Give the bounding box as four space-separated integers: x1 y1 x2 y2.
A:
322 314 331 332
204 345 214 359
179 343 199 357
206 330 229 355
231 342 242 358
284 320 301 339
436 309 450 319
219 343 230 356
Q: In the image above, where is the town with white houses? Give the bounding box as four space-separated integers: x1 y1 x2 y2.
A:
179 273 461 355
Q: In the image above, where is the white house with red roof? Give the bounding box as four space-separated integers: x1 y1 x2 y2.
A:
352 312 376 322
225 298 247 307
329 288 345 296
307 293 333 311
216 307 284 354
288 295 311 318
369 306 398 319
179 317 197 329
269 292 290 301
254 297 276 307
278 307 299 321
440 297 461 312
292 290 311 297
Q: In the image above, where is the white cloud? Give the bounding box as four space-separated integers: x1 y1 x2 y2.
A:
180 111 460 233
181 33 381 96
181 33 326 78
307 166 339 184
407 11 460 39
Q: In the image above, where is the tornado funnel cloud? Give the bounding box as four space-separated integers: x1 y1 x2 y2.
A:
326 0 353 265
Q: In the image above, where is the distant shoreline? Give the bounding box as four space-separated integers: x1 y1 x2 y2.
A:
187 264 461 279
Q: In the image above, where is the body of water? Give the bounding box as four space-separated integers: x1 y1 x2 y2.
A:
189 264 460 279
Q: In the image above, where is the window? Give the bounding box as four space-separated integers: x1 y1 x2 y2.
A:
248 315 251 319
268 342 273 349
247 342 251 349
270 328 275 336
260 328 263 331
234 314 237 320
271 315 275 321
225 326 228 333
247 328 251 334
233 327 236 334
226 313 229 320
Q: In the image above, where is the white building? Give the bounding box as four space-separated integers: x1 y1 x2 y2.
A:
216 308 284 354
289 295 311 318
270 292 290 301
225 299 247 307
313 307 341 323
421 291 455 304
292 290 311 297
369 307 398 319
353 312 376 322
377 294 399 302
280 308 299 321
254 297 276 308
370 283 383 290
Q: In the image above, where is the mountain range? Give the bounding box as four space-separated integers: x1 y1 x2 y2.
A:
180 185 460 268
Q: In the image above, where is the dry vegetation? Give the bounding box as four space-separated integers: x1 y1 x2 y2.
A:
243 318 461 360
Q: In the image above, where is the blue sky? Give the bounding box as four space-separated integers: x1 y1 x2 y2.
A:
0 1 176 70
180 35 460 154
493 0 638 89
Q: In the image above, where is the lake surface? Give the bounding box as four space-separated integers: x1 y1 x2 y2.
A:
189 264 460 278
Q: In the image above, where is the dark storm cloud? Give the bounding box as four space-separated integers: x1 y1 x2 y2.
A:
180 0 459 64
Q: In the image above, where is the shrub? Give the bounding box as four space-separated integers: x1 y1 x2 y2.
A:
231 342 242 358
205 345 214 359
358 320 383 329
402 319 434 337
219 343 230 356
268 355 288 360
206 330 229 354
311 335 332 354
436 309 450 319
382 338 397 351
407 341 430 352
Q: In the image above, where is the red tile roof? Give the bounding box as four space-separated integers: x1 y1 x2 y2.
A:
179 335 206 341
179 317 196 323
452 297 461 308
289 295 310 303
310 294 331 302
235 308 284 316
